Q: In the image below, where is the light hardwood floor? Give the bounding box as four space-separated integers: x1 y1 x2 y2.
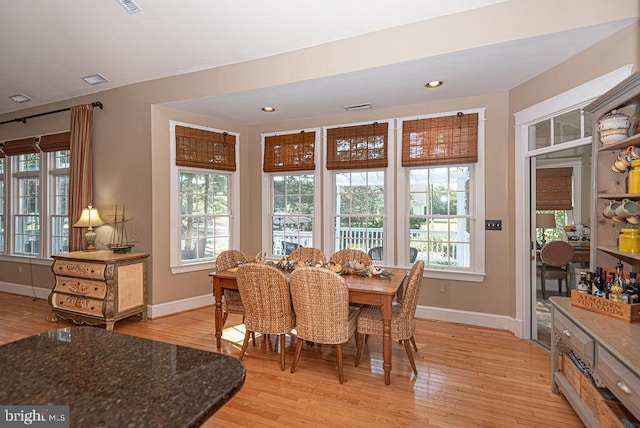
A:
0 292 582 427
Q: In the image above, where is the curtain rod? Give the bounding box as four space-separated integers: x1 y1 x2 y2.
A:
0 101 103 126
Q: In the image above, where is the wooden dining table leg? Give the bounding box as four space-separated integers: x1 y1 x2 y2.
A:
213 277 223 350
381 295 393 385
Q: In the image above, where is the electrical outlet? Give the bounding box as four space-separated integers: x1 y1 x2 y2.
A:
18 266 23 273
485 219 502 230
439 282 446 293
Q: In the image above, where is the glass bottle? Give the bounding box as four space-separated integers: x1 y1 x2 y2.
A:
577 272 589 294
611 263 624 302
592 267 604 297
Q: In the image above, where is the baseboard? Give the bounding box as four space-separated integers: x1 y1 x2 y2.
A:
416 305 518 335
0 281 51 300
148 294 214 318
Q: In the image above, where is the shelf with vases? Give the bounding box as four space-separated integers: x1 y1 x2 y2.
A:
599 132 640 152
596 245 640 262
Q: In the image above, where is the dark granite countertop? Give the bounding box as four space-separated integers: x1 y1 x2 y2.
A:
0 327 245 427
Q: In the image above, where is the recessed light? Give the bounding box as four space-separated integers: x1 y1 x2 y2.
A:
9 93 32 103
82 74 109 85
425 80 443 88
344 103 372 111
261 106 276 112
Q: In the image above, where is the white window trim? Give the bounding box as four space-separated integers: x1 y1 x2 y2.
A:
260 127 322 258
397 108 486 282
322 119 395 265
168 120 240 274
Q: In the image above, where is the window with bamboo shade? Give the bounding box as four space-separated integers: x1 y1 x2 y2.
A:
326 122 388 170
263 130 315 172
536 167 573 210
402 112 478 167
175 125 236 171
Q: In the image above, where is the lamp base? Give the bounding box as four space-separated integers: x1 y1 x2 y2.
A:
84 229 98 251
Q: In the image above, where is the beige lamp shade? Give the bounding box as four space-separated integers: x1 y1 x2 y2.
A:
536 213 557 230
74 206 104 251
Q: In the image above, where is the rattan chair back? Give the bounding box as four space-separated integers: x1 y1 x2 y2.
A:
288 247 327 265
215 249 248 271
330 249 372 267
395 260 425 335
290 267 353 344
236 263 295 335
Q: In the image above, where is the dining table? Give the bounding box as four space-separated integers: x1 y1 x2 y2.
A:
210 265 408 385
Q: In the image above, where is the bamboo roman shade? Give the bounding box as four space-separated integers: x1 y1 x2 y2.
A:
326 122 388 170
536 167 573 210
2 137 38 156
402 112 479 167
263 131 316 172
175 125 236 171
39 131 71 152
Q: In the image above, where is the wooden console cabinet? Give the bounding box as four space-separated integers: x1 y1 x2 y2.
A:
48 251 149 330
551 297 640 427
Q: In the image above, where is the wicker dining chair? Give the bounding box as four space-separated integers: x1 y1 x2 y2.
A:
236 263 296 370
215 249 248 327
355 260 425 376
330 249 372 267
289 267 361 383
288 247 327 265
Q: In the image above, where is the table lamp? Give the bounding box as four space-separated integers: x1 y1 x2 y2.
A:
74 205 104 251
536 213 556 247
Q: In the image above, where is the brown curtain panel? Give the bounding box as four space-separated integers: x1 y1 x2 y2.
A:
536 167 573 210
402 112 479 167
175 125 236 171
69 104 95 251
263 131 315 172
326 122 388 170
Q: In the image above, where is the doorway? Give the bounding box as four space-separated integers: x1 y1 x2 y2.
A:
531 145 592 348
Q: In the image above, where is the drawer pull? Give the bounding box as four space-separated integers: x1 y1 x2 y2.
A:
562 328 572 338
616 380 632 395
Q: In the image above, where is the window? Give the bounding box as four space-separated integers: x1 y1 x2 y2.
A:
528 106 593 151
324 121 392 259
0 132 70 258
333 170 385 253
398 109 485 280
50 150 70 254
179 171 230 262
170 121 239 273
262 129 320 257
271 174 315 255
408 166 471 268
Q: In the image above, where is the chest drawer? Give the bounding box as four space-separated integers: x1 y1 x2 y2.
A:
51 293 104 317
53 260 106 280
54 276 106 299
595 345 640 419
553 309 595 365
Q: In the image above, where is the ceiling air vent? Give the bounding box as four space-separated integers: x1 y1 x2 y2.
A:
344 103 372 112
118 0 143 14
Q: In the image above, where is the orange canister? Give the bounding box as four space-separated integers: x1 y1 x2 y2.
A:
619 228 640 252
629 160 640 193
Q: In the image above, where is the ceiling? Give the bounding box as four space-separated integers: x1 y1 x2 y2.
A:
0 0 637 125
